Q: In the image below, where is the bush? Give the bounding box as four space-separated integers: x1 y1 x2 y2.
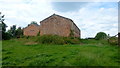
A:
36 35 80 45
95 32 107 40
108 37 118 45
2 32 12 40
36 35 64 45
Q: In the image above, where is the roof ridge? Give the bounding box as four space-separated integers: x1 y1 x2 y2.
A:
40 14 71 23
40 14 80 31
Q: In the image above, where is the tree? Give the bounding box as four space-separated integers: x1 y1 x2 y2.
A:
0 22 9 40
31 21 37 24
0 22 7 32
0 12 7 33
28 21 38 26
8 26 23 38
95 32 107 40
0 12 5 23
0 12 11 40
15 27 23 38
8 25 16 37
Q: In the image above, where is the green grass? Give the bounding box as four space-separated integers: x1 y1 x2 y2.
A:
2 37 120 66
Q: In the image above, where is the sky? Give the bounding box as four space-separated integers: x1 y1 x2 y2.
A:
0 0 119 38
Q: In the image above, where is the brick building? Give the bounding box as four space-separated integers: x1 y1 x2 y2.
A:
24 14 80 38
23 24 39 36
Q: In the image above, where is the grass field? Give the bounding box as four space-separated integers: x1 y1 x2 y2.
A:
1 37 120 66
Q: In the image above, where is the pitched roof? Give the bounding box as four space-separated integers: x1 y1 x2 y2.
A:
40 14 72 23
24 23 39 29
40 14 80 31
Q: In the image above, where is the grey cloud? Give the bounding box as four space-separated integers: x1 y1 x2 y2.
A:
51 2 88 12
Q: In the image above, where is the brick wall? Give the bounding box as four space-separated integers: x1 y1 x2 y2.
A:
69 20 80 38
40 15 80 37
23 24 39 36
23 14 80 38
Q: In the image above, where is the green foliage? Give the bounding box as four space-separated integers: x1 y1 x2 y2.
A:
0 13 11 40
37 31 40 36
95 32 107 40
36 35 80 45
69 29 74 37
0 22 9 40
31 21 37 24
15 27 23 38
0 13 7 36
0 22 7 33
0 12 5 24
8 26 23 38
0 12 23 40
8 25 16 37
28 21 38 26
108 36 118 45
2 32 12 40
36 35 64 45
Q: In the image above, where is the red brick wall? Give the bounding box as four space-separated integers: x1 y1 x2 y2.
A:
68 20 80 38
23 24 39 36
40 15 80 37
24 15 80 38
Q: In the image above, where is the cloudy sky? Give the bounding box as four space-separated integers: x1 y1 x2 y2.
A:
0 0 119 38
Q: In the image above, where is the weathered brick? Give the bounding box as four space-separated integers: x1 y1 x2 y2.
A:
23 24 39 36
24 14 81 38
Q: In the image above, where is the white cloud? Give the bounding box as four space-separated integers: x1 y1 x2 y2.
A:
0 1 118 38
1 0 54 29
43 0 119 2
56 2 118 38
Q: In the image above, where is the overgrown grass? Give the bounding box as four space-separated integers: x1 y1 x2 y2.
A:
2 37 120 66
36 35 80 45
108 37 118 45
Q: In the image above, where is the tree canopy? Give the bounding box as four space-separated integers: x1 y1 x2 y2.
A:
95 32 108 40
0 12 11 40
28 21 38 26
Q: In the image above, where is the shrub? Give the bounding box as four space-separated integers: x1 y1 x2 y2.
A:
36 35 64 45
108 37 118 45
95 32 107 40
2 32 12 40
36 35 80 45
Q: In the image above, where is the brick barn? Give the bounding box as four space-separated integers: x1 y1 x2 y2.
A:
24 14 81 38
23 23 39 36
